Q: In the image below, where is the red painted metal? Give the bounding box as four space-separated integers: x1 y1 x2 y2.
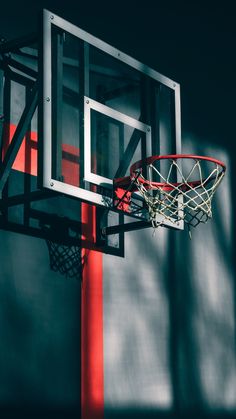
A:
114 154 226 192
81 203 104 419
130 154 226 174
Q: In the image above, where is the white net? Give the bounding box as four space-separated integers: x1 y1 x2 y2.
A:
132 156 225 229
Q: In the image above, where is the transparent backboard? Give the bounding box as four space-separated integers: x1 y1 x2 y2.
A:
42 9 182 227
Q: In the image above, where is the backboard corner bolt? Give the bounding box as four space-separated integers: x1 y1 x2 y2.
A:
50 182 54 187
46 97 50 102
50 15 54 20
86 99 89 104
147 127 150 132
173 83 176 88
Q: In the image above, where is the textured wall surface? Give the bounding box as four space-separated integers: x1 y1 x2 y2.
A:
0 230 81 418
0 2 235 419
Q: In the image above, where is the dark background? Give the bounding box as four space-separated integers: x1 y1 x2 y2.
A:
0 1 235 418
1 0 235 146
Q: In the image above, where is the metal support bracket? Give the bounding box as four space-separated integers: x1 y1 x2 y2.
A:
101 220 153 237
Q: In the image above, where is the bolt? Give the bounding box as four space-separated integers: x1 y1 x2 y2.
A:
50 15 54 20
86 99 89 104
46 97 50 102
173 83 176 88
118 52 120 57
50 182 54 187
147 127 150 132
101 227 106 237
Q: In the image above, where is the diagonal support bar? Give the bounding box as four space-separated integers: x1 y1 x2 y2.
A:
3 57 38 80
0 82 38 195
0 33 37 54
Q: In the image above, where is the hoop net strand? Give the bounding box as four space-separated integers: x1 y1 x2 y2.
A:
131 156 225 229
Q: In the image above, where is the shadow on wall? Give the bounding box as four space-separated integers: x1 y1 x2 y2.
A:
0 231 81 418
104 408 236 419
172 137 236 413
2 407 236 419
103 135 236 418
0 407 80 419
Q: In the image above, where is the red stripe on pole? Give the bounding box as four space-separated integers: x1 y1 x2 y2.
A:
81 203 104 419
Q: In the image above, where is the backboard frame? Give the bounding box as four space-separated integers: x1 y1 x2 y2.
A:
42 9 183 229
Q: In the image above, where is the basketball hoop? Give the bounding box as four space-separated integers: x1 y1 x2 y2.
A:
115 154 226 230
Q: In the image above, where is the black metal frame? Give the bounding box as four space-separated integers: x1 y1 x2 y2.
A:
0 35 83 247
0 32 125 257
0 9 183 257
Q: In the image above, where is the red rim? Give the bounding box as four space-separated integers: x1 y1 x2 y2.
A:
118 154 226 191
130 154 226 174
